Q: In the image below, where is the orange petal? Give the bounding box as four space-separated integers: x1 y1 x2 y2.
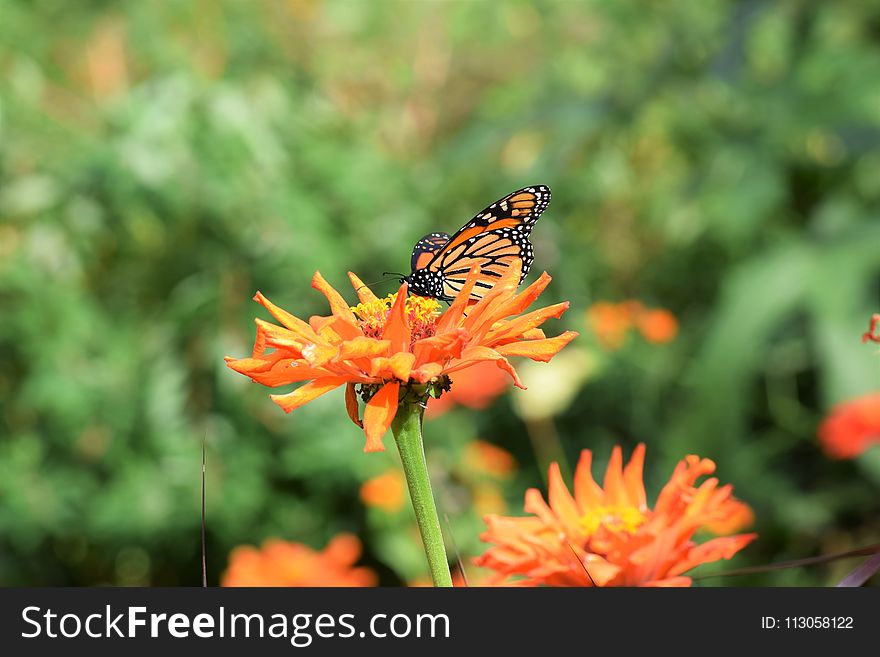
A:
499 271 553 317
580 555 623 587
345 382 363 428
312 271 357 324
486 356 526 390
254 317 318 356
310 315 363 342
363 381 400 452
347 272 380 304
602 446 627 505
485 302 570 345
225 356 330 387
445 346 525 389
654 456 716 517
253 291 320 337
225 350 288 374
704 498 754 535
333 336 392 362
642 577 693 587
548 462 582 529
523 488 561 529
301 342 340 368
573 450 604 509
370 352 416 382
387 352 416 381
622 443 647 509
462 260 522 334
269 377 347 413
469 265 544 338
257 334 303 357
381 283 411 353
628 523 676 584
494 331 579 362
412 329 468 366
668 534 757 577
410 362 445 383
435 265 481 332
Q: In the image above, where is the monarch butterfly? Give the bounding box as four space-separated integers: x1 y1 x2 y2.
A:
403 185 551 302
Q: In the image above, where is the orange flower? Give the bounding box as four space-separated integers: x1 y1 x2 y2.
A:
863 314 880 344
463 440 517 479
586 300 678 349
221 533 377 587
818 392 880 459
425 360 511 418
586 301 640 350
475 444 756 587
636 308 679 344
226 262 578 452
360 469 406 512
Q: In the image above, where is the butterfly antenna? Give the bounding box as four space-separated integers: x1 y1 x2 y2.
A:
201 435 207 588
355 271 406 292
354 273 407 295
567 542 597 587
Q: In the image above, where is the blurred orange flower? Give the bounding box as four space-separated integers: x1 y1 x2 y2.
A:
360 469 406 512
222 534 377 587
586 300 678 349
226 262 577 452
636 308 679 344
425 360 511 418
463 440 517 479
818 392 880 459
475 444 756 587
586 301 640 350
863 314 880 344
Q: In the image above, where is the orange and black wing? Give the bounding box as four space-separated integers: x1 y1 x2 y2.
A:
410 232 451 271
408 185 550 301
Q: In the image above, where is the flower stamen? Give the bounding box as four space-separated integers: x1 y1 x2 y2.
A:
580 504 646 535
350 293 442 342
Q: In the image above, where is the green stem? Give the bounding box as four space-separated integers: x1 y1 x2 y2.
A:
391 397 453 587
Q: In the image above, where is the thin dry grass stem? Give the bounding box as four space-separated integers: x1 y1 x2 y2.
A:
693 542 880 581
201 436 207 588
568 542 597 587
443 512 469 587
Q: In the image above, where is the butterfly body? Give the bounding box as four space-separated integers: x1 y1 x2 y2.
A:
404 185 551 301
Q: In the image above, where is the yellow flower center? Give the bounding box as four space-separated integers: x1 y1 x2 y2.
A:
580 505 646 535
350 293 441 341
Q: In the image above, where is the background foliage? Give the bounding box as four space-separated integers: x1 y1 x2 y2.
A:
1 0 878 586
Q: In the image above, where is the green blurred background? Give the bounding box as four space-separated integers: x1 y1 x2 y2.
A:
1 0 879 586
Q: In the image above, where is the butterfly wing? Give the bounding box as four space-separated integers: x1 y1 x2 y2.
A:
410 232 452 271
419 185 551 300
